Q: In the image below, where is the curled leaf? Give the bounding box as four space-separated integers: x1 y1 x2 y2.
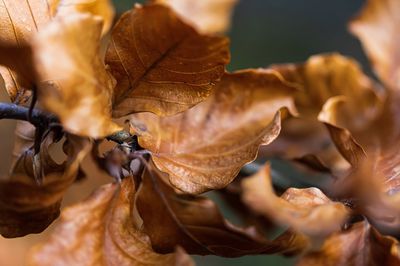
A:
0 0 56 102
106 3 230 117
0 127 90 238
241 163 349 236
350 0 400 90
55 0 115 35
154 0 238 34
298 221 400 266
33 13 121 138
266 53 381 171
29 178 194 266
130 70 297 193
136 163 309 257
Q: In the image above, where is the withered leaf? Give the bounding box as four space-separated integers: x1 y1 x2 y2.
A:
29 178 194 266
0 0 57 102
136 163 309 257
349 0 400 90
0 125 90 238
241 163 349 236
33 13 121 138
130 70 297 194
298 221 400 266
106 3 230 117
154 0 238 34
55 0 115 35
266 53 381 170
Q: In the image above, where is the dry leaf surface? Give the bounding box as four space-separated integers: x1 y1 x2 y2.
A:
106 3 230 117
130 70 297 193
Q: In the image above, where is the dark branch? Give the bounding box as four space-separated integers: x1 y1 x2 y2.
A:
0 102 57 127
0 102 135 145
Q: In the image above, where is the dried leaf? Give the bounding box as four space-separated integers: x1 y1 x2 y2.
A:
136 163 309 257
130 70 297 193
0 0 57 102
29 178 194 266
33 13 121 138
266 53 381 170
241 163 349 236
154 0 238 34
0 130 90 238
106 3 230 117
55 0 115 35
349 0 400 90
298 221 400 266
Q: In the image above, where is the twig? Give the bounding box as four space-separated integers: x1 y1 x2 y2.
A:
0 102 57 127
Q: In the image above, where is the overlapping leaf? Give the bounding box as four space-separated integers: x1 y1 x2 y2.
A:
130 70 297 193
106 3 230 117
154 0 238 34
136 163 309 257
0 0 56 102
55 0 115 35
241 163 349 237
33 13 121 138
266 53 382 171
350 0 400 90
29 177 194 266
0 122 90 238
298 221 400 266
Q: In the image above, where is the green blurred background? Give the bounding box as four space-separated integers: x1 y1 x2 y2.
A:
112 0 367 265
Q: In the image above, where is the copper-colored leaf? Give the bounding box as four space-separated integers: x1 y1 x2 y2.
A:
55 0 115 35
130 70 297 193
350 0 400 90
29 178 194 266
106 3 230 117
266 53 381 170
0 0 57 102
298 221 400 266
0 129 90 238
33 13 121 138
154 0 238 34
241 163 349 236
136 163 309 257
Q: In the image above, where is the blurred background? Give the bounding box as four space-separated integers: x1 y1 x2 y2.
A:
0 0 368 265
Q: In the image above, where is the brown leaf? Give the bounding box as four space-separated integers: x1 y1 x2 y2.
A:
265 53 381 171
241 163 349 236
136 163 309 257
33 13 121 138
298 221 400 266
106 3 230 117
130 70 297 193
0 129 90 238
0 0 57 102
154 0 238 34
349 0 400 90
55 0 115 35
29 177 194 266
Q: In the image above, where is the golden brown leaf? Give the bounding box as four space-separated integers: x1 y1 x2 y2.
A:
33 13 121 138
29 178 194 266
136 163 309 257
130 70 297 193
298 221 400 266
265 53 381 170
154 0 238 34
0 0 57 102
241 163 349 236
106 3 230 117
0 129 90 238
55 0 114 35
350 0 400 90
